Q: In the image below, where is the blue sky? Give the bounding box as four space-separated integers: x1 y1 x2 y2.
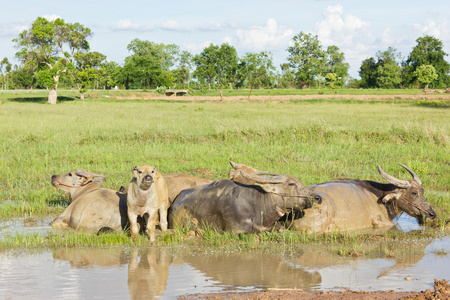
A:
1 0 449 78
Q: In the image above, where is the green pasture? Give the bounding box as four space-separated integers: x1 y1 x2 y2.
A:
0 90 449 248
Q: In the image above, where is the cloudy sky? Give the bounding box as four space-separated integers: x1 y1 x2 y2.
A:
1 0 449 78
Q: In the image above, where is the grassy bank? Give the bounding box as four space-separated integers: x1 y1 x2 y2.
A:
0 90 449 248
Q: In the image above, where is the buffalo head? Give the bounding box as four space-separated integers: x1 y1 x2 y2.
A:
237 168 322 211
131 165 157 191
378 163 436 222
51 169 106 193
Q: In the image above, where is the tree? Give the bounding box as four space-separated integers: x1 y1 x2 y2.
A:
119 39 178 89
403 35 450 88
286 32 326 88
414 65 438 89
358 57 378 88
0 57 12 90
13 17 92 104
193 43 238 100
98 61 121 90
238 51 275 98
325 45 349 87
173 50 193 88
375 47 402 88
325 73 339 89
72 51 106 98
278 63 295 88
10 66 34 89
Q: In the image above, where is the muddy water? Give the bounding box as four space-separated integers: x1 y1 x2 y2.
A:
0 216 449 299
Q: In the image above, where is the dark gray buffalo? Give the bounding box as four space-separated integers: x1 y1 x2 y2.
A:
169 169 322 233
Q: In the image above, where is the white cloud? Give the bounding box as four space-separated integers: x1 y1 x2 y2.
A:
413 19 450 40
114 19 153 31
381 27 395 45
160 19 187 31
43 14 61 21
222 36 233 45
113 19 234 33
235 18 294 51
315 4 372 47
0 23 28 37
183 41 212 54
197 21 235 31
313 5 378 78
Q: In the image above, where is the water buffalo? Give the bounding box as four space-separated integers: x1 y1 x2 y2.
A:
51 169 128 233
127 165 170 241
292 163 436 233
158 173 212 204
51 170 212 234
229 162 436 233
169 168 322 233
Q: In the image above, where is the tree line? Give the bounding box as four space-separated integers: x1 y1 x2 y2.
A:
1 17 449 103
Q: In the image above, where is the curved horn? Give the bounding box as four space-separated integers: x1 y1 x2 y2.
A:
398 163 422 186
239 170 286 184
378 165 410 188
229 161 279 176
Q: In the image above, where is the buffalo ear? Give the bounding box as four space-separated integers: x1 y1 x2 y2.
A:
229 169 238 180
258 183 279 194
381 192 400 204
93 175 106 185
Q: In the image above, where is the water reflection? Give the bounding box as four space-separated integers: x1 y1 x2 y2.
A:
128 249 172 299
180 251 321 290
0 238 449 299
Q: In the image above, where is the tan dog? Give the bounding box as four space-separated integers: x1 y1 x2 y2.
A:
127 165 169 241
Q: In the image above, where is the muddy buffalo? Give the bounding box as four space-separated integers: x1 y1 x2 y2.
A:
169 168 322 233
51 169 128 233
229 162 436 233
51 170 212 234
292 163 436 233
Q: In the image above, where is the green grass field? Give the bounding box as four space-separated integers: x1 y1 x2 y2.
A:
0 89 449 248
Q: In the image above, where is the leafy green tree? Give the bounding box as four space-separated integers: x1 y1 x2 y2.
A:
13 17 92 103
375 47 402 88
98 61 121 90
119 39 178 89
10 66 35 89
173 50 193 88
0 57 12 89
72 51 106 98
193 43 238 100
278 63 295 88
286 32 326 88
358 57 378 88
325 73 339 89
325 45 349 87
414 64 438 89
238 51 275 98
403 35 450 88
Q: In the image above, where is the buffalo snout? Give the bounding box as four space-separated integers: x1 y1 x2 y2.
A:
313 194 322 205
144 175 153 182
427 210 436 220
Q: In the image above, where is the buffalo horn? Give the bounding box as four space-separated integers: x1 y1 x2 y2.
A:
398 163 422 186
229 161 279 176
239 170 286 184
378 165 411 188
